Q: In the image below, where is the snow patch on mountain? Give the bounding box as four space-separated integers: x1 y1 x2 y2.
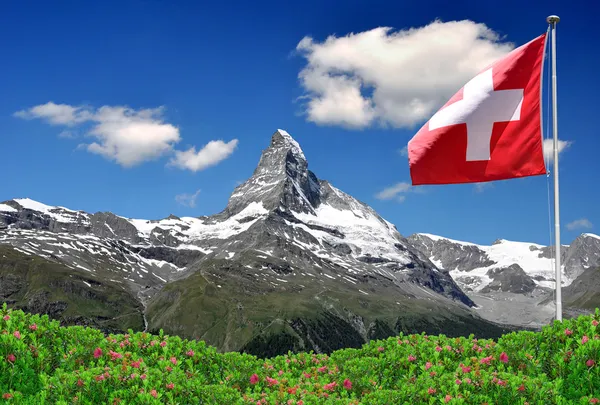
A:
293 198 411 264
0 204 17 213
11 198 86 224
418 233 478 247
413 233 573 292
123 201 269 240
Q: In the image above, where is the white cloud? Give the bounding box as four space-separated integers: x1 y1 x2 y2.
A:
175 189 201 208
474 182 494 193
375 182 413 202
86 106 180 167
14 102 90 126
58 130 77 139
398 146 408 157
295 20 515 129
543 139 572 164
14 102 237 170
566 218 593 231
168 139 239 172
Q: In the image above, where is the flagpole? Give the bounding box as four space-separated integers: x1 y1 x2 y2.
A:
547 15 562 321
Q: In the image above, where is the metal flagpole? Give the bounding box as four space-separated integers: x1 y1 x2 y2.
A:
547 15 562 321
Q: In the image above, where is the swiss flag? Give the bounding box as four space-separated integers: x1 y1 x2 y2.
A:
408 33 548 185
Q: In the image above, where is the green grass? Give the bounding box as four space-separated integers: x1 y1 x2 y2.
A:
0 245 144 333
1 303 600 404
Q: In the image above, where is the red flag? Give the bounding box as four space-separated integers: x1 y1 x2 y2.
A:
408 33 547 185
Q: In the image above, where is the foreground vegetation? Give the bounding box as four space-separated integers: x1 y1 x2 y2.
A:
1 304 599 404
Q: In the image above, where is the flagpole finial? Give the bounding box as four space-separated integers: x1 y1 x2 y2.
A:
547 15 560 24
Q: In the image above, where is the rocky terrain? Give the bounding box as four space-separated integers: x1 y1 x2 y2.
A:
408 233 600 327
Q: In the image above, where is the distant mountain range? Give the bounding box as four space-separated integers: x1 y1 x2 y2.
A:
409 233 600 326
1 129 598 356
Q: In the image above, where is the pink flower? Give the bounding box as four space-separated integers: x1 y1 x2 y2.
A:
2 315 9 321
29 324 38 331
435 346 442 352
460 364 471 373
455 379 462 385
593 320 599 326
140 374 147 380
590 398 599 404
377 346 385 352
6 354 15 363
266 376 279 386
109 351 122 361
13 331 20 339
150 389 157 398
160 341 167 347
587 359 595 367
408 355 416 362
166 383 174 389
93 348 102 359
303 372 311 379
323 382 337 391
480 356 493 365
297 401 303 405
464 378 472 384
582 335 589 344
343 379 352 389
3 393 13 399
425 362 433 370
444 394 452 403
131 359 142 368
170 357 177 365
565 328 573 336
427 388 436 395
318 366 327 373
499 352 509 363
186 350 194 357
518 384 525 391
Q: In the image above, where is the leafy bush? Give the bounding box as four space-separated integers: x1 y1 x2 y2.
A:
1 303 599 404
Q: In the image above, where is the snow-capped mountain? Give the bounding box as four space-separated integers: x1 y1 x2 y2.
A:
1 129 510 356
408 233 600 326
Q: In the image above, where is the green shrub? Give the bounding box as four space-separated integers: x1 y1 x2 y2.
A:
1 303 600 404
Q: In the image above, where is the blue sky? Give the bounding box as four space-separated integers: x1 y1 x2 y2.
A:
0 0 596 246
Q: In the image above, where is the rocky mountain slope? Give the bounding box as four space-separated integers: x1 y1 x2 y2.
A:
407 233 600 326
0 129 514 356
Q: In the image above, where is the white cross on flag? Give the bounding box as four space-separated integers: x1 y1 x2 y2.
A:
407 33 547 185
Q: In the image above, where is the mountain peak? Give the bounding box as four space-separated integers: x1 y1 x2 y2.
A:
271 129 305 160
223 129 320 217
